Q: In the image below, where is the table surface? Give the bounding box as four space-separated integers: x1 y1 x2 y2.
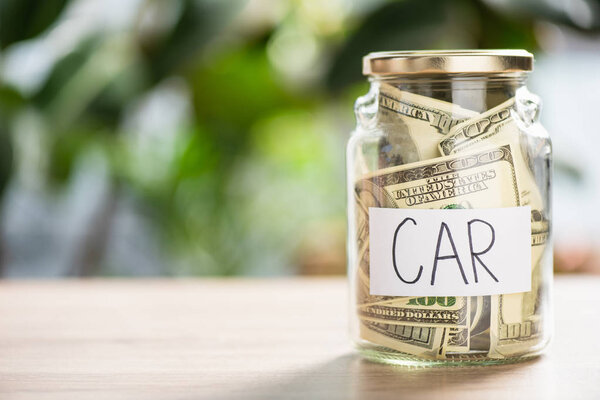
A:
0 276 598 400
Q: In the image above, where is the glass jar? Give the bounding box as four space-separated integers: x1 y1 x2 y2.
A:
347 50 552 366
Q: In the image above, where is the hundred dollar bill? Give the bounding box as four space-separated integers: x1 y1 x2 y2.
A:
358 292 469 328
360 320 450 360
355 144 523 357
358 143 522 210
376 83 479 165
446 296 492 354
467 295 492 352
488 250 550 358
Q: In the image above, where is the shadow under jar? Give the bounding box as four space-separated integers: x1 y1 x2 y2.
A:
347 50 552 366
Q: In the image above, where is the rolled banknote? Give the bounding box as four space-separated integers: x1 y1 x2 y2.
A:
376 83 478 165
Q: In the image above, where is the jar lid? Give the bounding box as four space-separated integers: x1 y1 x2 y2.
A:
363 50 533 76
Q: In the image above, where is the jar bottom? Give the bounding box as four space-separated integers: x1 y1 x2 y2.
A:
355 339 548 368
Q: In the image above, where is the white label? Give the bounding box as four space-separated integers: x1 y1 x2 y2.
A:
369 207 531 296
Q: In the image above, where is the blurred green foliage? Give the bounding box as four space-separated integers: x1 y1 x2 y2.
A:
0 0 69 49
0 0 599 276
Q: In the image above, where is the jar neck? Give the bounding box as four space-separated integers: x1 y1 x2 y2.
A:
369 73 529 113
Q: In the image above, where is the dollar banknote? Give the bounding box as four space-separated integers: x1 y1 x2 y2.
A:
446 295 492 354
360 320 450 360
358 143 522 210
487 249 550 358
376 83 478 166
357 292 470 328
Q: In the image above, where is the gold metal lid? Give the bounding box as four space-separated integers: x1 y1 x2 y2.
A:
363 50 533 76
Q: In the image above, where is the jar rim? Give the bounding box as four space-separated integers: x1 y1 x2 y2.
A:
363 49 533 76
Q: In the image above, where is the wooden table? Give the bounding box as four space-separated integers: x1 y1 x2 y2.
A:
0 276 598 399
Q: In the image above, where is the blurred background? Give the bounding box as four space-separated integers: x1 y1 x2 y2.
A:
0 0 599 277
